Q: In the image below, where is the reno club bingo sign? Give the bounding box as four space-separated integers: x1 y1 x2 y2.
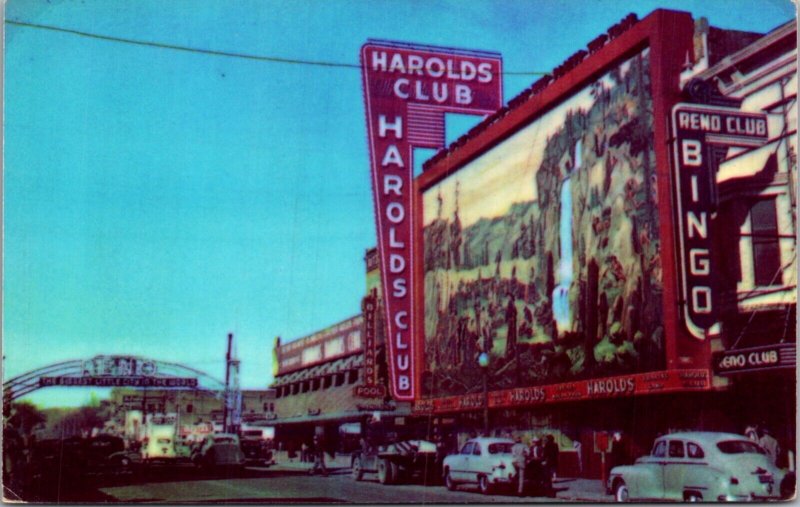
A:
361 40 503 400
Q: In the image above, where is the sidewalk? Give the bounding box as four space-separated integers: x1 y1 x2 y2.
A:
270 450 352 473
551 477 611 502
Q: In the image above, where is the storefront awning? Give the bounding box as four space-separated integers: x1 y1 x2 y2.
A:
271 411 365 425
717 138 778 184
272 353 364 387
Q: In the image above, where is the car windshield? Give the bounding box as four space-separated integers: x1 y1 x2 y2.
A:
488 443 513 454
215 437 235 444
717 440 766 454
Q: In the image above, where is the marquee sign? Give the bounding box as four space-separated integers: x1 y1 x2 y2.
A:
82 355 157 377
40 376 198 387
671 104 768 339
713 343 796 375
361 40 503 400
411 369 711 414
354 290 387 398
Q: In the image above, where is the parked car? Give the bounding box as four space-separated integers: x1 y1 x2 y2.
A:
607 432 787 502
442 437 516 494
192 433 245 470
32 435 139 477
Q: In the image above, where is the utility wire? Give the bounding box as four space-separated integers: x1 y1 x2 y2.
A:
5 19 548 76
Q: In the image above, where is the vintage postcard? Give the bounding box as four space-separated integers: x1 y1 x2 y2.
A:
3 0 797 503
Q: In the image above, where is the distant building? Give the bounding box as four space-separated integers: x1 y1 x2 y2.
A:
107 387 275 433
270 249 415 454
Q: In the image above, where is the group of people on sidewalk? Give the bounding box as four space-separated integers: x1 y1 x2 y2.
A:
511 434 559 495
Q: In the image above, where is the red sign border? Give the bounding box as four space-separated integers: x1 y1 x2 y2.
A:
413 10 709 405
361 41 503 400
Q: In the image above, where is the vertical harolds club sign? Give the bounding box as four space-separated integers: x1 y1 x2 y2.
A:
671 103 768 339
361 41 502 400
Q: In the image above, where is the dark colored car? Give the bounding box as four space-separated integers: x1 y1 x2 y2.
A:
192 434 245 470
32 435 138 477
240 437 273 466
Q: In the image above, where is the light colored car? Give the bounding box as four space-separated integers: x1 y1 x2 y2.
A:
607 431 786 502
442 437 516 494
142 426 177 461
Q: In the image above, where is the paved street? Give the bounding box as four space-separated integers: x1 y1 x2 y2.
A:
92 461 610 503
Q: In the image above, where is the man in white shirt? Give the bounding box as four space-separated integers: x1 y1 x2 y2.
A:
511 435 529 495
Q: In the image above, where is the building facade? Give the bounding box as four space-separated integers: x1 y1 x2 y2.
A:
106 387 276 438
402 10 796 478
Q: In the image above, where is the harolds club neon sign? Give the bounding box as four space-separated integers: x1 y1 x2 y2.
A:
361 41 502 400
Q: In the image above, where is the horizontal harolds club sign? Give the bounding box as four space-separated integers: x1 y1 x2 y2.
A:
361 40 502 400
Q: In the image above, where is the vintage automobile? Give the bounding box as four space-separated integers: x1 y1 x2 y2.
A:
607 432 786 502
442 437 516 494
352 438 440 485
239 430 274 466
33 435 139 477
192 433 245 470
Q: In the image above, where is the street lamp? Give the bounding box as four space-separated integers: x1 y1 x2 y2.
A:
478 352 490 437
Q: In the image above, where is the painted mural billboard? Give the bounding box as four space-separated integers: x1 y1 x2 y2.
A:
422 48 665 397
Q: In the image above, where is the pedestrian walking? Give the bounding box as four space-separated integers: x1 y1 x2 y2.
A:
543 434 559 480
758 427 780 467
511 435 529 495
609 432 627 468
530 436 544 462
310 434 328 476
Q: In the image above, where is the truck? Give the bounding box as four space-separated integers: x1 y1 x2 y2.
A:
350 418 443 485
141 414 178 462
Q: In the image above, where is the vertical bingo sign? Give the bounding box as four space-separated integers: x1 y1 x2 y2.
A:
671 103 768 339
361 41 503 400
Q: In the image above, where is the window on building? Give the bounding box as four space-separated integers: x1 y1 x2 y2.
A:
347 370 358 384
270 403 274 411
263 402 269 411
186 404 193 413
335 373 345 387
276 387 282 399
312 378 320 391
290 383 298 395
323 375 332 389
748 198 782 286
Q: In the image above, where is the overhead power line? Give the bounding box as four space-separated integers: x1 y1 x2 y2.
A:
6 19 548 76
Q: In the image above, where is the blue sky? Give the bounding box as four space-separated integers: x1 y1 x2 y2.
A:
3 0 794 407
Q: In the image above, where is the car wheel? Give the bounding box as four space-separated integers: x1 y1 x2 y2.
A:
684 491 702 502
445 469 456 491
389 462 401 484
377 458 393 485
478 474 493 495
352 456 364 481
614 480 629 502
781 472 796 500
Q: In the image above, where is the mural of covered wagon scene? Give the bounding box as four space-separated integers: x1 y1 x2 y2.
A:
422 49 666 398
